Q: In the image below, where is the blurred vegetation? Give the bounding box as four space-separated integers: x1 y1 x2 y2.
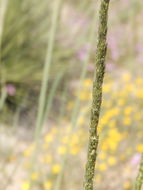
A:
0 0 143 189
0 0 142 122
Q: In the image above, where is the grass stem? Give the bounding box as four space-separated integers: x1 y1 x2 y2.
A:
83 1 110 190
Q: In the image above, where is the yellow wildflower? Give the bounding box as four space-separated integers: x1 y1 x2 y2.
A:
136 144 143 153
117 99 125 106
122 72 131 82
98 152 106 160
44 180 52 190
21 181 30 190
31 172 39 180
124 106 133 115
123 117 131 126
98 163 107 171
70 134 79 146
83 78 92 87
108 156 117 166
23 145 34 157
103 83 112 93
123 182 131 189
136 77 143 85
44 134 54 143
70 146 80 155
107 140 117 151
78 117 85 125
52 164 61 174
58 146 67 155
108 128 122 142
79 91 91 101
95 174 102 183
101 142 108 151
137 89 143 99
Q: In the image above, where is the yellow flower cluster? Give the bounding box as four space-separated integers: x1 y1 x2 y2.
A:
21 73 143 189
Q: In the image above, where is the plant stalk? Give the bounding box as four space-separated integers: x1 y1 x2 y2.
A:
83 1 110 190
134 154 143 190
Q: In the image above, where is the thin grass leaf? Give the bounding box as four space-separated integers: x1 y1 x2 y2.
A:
28 0 63 189
34 0 63 139
0 87 7 111
42 69 65 125
0 0 9 90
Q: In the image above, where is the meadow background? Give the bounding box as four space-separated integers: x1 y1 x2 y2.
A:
0 0 143 189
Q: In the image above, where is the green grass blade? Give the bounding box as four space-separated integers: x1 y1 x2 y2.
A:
42 69 65 125
34 0 63 140
0 87 7 111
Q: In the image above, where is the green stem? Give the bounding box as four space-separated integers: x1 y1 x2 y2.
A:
34 0 62 140
58 83 68 121
0 0 9 95
0 0 8 60
134 154 143 190
83 1 110 190
0 86 7 111
42 69 65 125
28 0 62 189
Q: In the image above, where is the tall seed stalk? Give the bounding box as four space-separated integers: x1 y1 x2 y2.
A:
134 154 143 190
83 0 110 190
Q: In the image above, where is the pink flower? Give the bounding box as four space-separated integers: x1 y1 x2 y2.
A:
130 153 141 166
6 84 16 96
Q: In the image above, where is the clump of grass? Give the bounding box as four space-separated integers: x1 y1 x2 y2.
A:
34 0 63 140
28 0 63 188
83 0 110 190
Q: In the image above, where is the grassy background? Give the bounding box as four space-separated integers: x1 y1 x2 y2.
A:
0 0 143 189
